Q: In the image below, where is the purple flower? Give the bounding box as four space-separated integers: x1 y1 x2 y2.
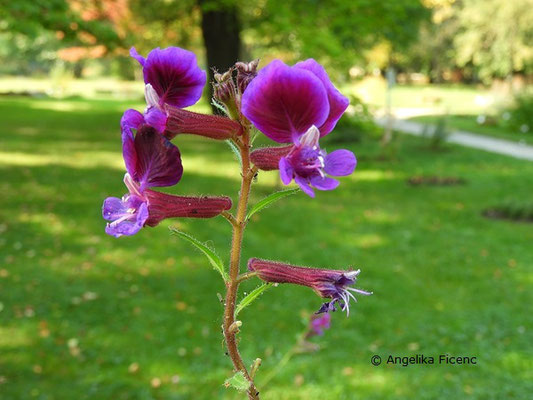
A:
241 59 349 144
103 174 149 237
248 258 372 316
130 46 206 109
103 122 233 237
310 313 331 336
279 126 356 197
129 46 206 134
103 123 182 237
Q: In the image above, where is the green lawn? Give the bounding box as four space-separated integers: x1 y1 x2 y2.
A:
1 97 532 400
410 114 533 145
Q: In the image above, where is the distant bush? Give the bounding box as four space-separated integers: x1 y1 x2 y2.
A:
323 95 381 144
501 91 533 134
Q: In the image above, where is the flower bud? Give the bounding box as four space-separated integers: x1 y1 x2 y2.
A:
164 105 242 140
250 145 293 171
144 190 232 226
213 70 238 106
235 59 259 94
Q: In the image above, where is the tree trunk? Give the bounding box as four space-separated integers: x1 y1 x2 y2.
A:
199 1 241 113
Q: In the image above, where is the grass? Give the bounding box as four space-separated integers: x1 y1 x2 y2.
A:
410 115 533 145
1 96 533 400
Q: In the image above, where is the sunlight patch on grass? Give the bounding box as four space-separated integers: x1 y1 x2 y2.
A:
0 151 124 170
352 233 386 248
0 326 32 348
352 169 398 182
26 101 94 112
362 208 401 223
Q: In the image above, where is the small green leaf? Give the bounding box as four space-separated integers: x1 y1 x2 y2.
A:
246 188 299 220
224 371 250 392
170 227 228 281
211 99 229 116
225 139 242 166
235 283 273 317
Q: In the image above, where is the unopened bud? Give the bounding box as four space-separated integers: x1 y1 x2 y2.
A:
213 69 238 116
235 59 259 94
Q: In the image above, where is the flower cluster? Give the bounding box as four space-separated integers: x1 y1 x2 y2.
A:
243 59 357 197
102 47 234 237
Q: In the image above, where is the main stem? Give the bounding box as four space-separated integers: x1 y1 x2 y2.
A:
223 127 259 399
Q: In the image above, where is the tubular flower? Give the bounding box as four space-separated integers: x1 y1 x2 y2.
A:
102 124 232 237
241 59 349 144
248 258 372 316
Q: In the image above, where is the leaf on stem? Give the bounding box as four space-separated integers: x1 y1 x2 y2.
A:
235 283 273 317
224 371 251 392
170 227 228 281
246 188 300 220
225 139 242 166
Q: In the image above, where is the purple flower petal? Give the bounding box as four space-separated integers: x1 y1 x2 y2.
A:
279 157 294 185
121 109 144 177
133 125 183 189
241 60 329 143
144 107 167 133
310 175 339 191
121 109 144 139
105 201 148 238
140 47 206 108
324 149 357 177
130 47 146 66
295 59 349 136
102 196 127 222
295 176 315 197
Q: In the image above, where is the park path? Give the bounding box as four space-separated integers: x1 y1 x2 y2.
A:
375 116 533 161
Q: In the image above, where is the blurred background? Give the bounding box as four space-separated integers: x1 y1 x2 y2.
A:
1 1 532 399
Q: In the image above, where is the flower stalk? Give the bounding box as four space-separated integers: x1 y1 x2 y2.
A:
222 127 260 399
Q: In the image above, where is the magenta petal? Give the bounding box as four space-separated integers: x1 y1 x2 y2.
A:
144 107 167 133
295 176 315 197
279 157 294 185
324 150 357 177
121 109 144 138
133 125 183 189
129 47 146 66
241 59 329 143
142 47 206 108
294 59 349 136
120 109 144 177
310 175 339 191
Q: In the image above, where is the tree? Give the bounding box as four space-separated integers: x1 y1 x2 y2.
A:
454 0 533 81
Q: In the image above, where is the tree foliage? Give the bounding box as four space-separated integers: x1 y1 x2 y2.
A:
454 0 533 80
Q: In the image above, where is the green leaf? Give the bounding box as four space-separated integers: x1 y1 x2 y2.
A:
225 139 242 166
235 283 273 317
170 227 228 281
224 371 250 392
246 188 299 220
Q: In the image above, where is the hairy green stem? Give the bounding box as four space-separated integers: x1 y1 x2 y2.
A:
223 128 260 399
